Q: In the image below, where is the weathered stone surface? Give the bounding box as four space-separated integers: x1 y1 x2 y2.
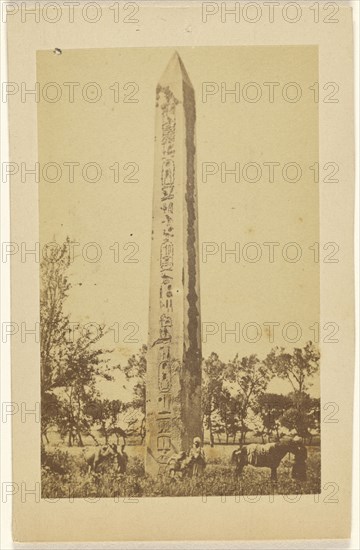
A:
145 52 202 477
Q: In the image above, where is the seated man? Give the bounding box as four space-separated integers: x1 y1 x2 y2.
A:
167 451 187 481
183 436 206 478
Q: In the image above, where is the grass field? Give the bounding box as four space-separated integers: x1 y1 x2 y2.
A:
41 444 321 499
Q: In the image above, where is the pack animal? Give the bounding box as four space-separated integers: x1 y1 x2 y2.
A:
231 440 307 481
85 444 118 474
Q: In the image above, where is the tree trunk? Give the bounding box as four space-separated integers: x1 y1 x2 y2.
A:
140 417 146 444
275 425 280 442
208 414 214 447
85 431 99 446
76 427 84 447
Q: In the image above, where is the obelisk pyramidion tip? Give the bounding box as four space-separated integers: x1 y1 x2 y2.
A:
158 51 193 88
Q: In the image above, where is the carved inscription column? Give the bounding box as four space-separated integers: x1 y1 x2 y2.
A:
145 52 202 476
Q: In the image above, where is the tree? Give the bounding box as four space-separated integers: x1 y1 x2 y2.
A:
264 343 320 443
40 239 72 392
224 354 273 444
56 322 116 446
281 392 320 442
264 342 320 394
40 238 117 446
253 393 292 442
41 391 61 444
84 398 124 444
216 389 242 444
122 345 147 442
202 353 225 446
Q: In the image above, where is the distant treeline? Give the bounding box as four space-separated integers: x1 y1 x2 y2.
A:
41 239 320 448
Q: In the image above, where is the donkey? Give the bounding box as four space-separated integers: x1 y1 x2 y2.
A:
231 440 307 481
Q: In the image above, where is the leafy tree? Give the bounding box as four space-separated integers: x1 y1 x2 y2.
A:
264 342 320 394
202 353 225 446
84 398 124 444
40 239 72 392
41 391 61 444
211 410 225 444
281 392 320 442
253 393 292 442
56 322 115 446
224 354 273 444
264 343 320 443
40 238 117 446
215 388 240 444
122 345 147 442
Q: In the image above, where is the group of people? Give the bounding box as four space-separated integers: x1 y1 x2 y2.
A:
87 434 307 483
167 436 206 480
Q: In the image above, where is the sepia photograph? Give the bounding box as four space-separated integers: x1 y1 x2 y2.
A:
38 46 320 498
5 1 356 544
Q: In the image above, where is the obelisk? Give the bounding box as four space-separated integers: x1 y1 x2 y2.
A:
145 52 202 477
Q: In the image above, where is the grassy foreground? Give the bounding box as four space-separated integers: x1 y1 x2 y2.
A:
41 445 321 499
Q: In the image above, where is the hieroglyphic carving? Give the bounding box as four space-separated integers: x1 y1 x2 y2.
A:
157 393 171 415
157 418 172 433
157 434 172 464
146 53 202 477
161 159 175 186
157 435 171 450
152 86 179 464
158 361 171 392
160 241 173 271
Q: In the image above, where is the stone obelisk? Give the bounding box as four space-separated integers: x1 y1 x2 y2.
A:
145 52 202 477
